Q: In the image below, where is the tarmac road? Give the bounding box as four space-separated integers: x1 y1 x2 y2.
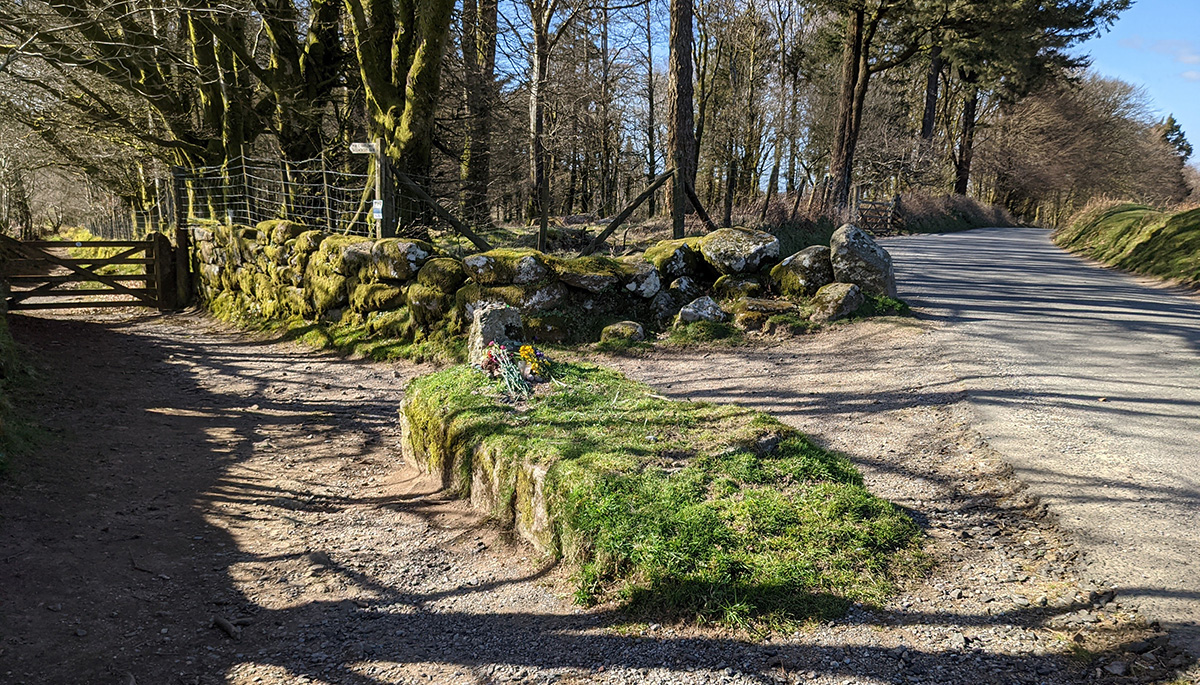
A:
885 226 1200 655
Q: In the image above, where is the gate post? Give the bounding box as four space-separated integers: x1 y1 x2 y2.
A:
174 227 192 307
151 232 178 311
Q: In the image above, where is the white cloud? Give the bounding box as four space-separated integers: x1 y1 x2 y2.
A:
1182 70 1200 82
1123 35 1200 66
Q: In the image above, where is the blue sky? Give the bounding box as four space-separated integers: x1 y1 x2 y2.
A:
1075 0 1200 150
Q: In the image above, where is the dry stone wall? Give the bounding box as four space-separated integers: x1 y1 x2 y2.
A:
190 220 897 344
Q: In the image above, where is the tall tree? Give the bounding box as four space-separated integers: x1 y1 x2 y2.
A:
667 0 697 237
461 0 499 228
940 0 1129 195
822 0 923 211
344 0 456 233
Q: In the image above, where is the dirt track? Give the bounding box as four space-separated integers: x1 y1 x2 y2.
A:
1 309 1196 684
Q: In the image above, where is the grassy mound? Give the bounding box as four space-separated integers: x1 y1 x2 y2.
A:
401 362 922 627
1055 202 1200 286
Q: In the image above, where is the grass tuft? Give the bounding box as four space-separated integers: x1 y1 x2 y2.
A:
665 321 743 345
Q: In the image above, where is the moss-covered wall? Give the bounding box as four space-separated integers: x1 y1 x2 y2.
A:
191 221 887 346
192 221 735 343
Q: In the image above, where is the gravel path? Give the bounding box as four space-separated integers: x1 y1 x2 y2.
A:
0 309 1195 684
883 227 1200 657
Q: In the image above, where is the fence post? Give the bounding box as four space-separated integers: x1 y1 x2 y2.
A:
241 147 253 225
320 150 334 231
171 167 188 231
375 139 396 238
174 225 191 307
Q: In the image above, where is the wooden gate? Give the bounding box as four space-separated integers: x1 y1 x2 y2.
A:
856 199 900 235
0 233 182 312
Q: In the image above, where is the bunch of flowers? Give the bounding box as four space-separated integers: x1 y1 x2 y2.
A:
479 341 536 399
518 345 551 380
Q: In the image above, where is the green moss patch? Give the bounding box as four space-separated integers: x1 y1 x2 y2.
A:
401 363 922 626
665 321 743 346
1056 203 1200 286
204 289 463 364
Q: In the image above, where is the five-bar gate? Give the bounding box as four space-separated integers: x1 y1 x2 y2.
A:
0 233 185 312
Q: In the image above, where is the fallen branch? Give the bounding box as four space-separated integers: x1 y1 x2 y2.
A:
579 168 675 256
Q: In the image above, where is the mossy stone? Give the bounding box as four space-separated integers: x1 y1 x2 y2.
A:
373 238 436 281
455 281 567 317
317 234 375 276
713 274 762 301
698 228 781 275
600 321 645 342
366 308 418 340
462 248 551 286
212 223 235 246
256 219 308 245
730 297 796 331
554 256 622 293
810 282 864 323
294 230 328 255
197 240 217 265
407 283 451 325
524 313 570 344
643 237 704 280
351 283 407 313
618 258 663 298
771 245 835 299
417 257 467 292
304 261 349 313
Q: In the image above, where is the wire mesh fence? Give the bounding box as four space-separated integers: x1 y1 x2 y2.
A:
84 193 176 240
177 154 376 236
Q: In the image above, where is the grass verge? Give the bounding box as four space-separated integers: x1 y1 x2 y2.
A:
1055 202 1200 287
402 362 924 629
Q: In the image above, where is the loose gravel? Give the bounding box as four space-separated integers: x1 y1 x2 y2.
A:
0 310 1195 684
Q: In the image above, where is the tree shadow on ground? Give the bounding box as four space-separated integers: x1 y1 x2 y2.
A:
0 311 1194 684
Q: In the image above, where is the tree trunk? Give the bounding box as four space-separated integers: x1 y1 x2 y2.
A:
955 80 979 195
722 147 736 228
530 28 550 249
345 0 456 234
461 0 498 228
667 0 697 238
828 9 865 212
643 1 658 218
920 44 942 142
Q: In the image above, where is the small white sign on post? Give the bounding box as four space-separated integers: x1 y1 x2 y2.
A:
371 199 384 221
350 142 379 155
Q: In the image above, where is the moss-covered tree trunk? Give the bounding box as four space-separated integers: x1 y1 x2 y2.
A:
344 0 455 235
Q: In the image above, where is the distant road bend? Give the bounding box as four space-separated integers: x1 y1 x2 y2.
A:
886 227 1200 655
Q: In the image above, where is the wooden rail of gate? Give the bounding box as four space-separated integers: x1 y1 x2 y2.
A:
0 233 180 311
857 198 901 235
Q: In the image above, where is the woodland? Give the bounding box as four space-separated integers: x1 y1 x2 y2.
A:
0 0 1196 245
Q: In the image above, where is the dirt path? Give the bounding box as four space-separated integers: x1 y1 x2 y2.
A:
0 310 1195 684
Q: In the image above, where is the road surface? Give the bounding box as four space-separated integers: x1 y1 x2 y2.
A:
886 227 1200 655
